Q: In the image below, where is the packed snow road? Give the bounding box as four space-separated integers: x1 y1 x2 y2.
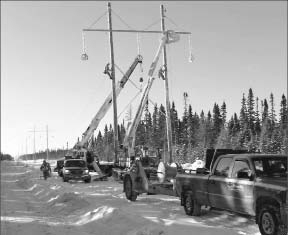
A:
1 160 260 235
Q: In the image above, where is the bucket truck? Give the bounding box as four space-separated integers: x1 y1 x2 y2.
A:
109 31 180 195
65 55 143 178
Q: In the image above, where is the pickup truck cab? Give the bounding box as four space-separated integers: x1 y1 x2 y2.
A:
176 154 287 235
62 159 91 183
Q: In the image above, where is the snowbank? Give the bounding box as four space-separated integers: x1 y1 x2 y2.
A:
47 192 90 215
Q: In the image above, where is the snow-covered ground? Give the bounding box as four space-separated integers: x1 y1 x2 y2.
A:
1 160 260 235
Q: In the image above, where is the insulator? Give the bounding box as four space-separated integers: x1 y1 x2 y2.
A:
81 53 88 61
189 52 195 63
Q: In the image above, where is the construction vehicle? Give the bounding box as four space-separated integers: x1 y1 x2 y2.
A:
106 30 181 197
69 55 143 178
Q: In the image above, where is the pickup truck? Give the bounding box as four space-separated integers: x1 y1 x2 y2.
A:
62 159 91 183
176 153 288 235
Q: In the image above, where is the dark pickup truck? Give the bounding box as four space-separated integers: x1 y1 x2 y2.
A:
176 153 288 235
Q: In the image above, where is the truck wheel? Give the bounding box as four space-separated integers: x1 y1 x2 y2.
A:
124 176 137 201
63 177 68 182
184 194 201 216
258 205 282 235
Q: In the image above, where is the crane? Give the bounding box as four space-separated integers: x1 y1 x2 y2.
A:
74 54 143 150
112 30 180 179
69 55 143 177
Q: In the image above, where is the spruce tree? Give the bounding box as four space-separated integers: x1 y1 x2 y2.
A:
170 101 179 145
239 93 248 131
269 93 276 127
262 99 269 123
151 105 159 149
187 104 193 145
181 92 189 145
221 101 227 126
212 103 222 146
95 131 104 160
197 110 207 147
206 111 214 148
255 97 261 137
279 94 288 130
144 101 153 147
247 88 255 135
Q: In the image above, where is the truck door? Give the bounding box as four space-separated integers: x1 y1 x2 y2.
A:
208 157 233 210
229 159 254 215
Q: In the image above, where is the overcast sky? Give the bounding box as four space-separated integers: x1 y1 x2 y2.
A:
1 1 287 157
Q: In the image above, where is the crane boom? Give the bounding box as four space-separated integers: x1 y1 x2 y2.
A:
123 31 180 159
75 55 143 149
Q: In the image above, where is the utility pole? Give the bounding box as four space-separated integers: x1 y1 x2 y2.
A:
83 4 190 164
107 2 119 164
25 136 28 161
46 125 49 160
33 125 36 161
160 5 173 164
28 126 52 161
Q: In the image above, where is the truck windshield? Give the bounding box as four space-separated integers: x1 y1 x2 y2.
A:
252 157 287 177
65 160 86 168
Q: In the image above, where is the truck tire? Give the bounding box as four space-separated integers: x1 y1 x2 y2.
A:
63 177 68 182
257 204 284 235
124 176 137 201
184 194 201 216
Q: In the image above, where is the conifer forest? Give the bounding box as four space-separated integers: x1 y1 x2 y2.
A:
90 88 288 163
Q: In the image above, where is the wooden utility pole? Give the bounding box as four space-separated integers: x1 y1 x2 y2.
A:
83 4 190 165
107 2 119 164
160 5 173 164
33 125 36 161
46 125 49 160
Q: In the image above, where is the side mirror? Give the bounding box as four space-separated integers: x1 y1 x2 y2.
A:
196 168 209 175
237 169 253 180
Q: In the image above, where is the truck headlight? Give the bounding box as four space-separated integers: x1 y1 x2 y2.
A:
84 169 89 174
64 169 70 174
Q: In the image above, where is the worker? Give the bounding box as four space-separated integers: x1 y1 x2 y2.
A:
40 160 51 180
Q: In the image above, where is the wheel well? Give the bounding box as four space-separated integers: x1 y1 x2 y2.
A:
256 197 280 223
181 190 195 206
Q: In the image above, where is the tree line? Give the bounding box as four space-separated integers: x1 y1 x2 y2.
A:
1 152 14 161
90 88 288 163
19 149 67 161
18 88 287 163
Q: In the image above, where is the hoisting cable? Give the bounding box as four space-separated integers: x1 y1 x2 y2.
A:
142 18 162 31
136 33 143 73
117 91 142 119
111 9 134 30
81 31 88 60
148 98 167 117
82 31 87 54
188 34 195 62
87 11 108 29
